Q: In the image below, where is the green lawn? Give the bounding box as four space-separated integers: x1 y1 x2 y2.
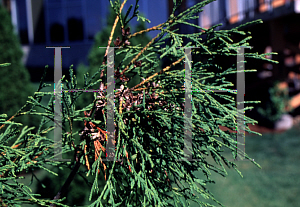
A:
194 124 300 207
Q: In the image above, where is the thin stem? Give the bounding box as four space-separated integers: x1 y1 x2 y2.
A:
116 19 174 51
0 113 17 130
99 18 174 81
104 0 128 58
127 22 166 39
119 96 123 115
115 55 185 98
49 151 81 207
135 55 185 88
120 19 175 76
120 32 161 76
0 127 57 178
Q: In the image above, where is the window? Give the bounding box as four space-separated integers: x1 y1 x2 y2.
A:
65 2 84 41
67 17 83 41
47 7 64 42
50 22 64 42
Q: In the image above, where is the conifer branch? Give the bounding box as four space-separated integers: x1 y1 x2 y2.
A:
115 55 185 98
104 0 128 58
126 18 174 39
114 19 174 53
120 32 161 76
135 55 185 89
119 96 123 115
0 110 22 130
0 114 15 130
49 151 81 207
127 23 164 39
0 0 276 205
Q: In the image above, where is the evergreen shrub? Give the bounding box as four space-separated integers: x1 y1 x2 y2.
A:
0 0 278 206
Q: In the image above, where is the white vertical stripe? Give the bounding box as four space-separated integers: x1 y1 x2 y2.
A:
198 11 201 27
26 0 34 44
238 0 245 22
266 0 272 12
206 3 211 28
200 2 211 28
82 0 87 42
212 0 219 25
226 0 231 22
249 0 255 18
10 0 18 36
295 0 300 13
45 0 50 44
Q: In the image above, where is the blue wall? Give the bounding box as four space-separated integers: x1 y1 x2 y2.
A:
16 0 170 80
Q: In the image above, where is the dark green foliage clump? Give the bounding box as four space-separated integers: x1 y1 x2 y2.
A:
0 5 38 132
257 81 290 124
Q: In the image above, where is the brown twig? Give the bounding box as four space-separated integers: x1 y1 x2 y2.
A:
115 55 185 99
120 32 161 76
133 55 185 90
0 113 17 130
119 95 123 115
108 19 173 57
127 22 165 39
0 137 47 178
104 0 128 58
118 19 175 75
100 18 173 76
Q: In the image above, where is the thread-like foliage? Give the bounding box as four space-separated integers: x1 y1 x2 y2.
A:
0 0 278 206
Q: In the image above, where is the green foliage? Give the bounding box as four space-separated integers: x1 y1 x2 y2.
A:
196 125 300 207
0 5 39 133
86 5 157 87
0 0 279 206
0 64 71 206
257 81 290 123
75 5 158 133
